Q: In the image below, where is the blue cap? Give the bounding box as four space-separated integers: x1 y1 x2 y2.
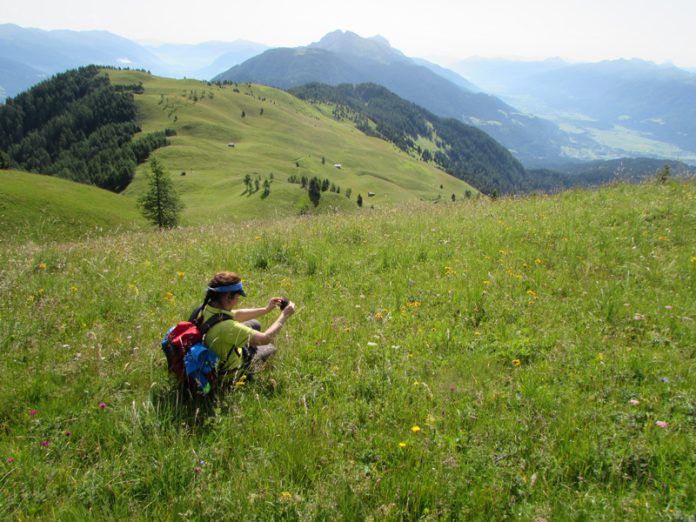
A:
208 282 246 296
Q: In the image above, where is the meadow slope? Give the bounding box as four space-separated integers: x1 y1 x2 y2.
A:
108 70 475 225
0 169 145 245
1 180 695 519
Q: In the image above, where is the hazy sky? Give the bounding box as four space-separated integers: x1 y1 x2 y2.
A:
4 0 696 67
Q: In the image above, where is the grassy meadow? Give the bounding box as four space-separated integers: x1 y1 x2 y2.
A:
0 170 145 246
108 70 474 225
1 177 695 519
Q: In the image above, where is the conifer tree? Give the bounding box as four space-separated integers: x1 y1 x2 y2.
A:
138 157 182 229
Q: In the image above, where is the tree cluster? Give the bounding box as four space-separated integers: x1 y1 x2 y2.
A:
0 66 170 192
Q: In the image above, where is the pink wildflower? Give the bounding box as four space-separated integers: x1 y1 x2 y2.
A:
628 399 640 406
29 409 38 417
98 402 107 409
633 313 643 321
655 420 669 428
40 440 50 447
5 457 14 464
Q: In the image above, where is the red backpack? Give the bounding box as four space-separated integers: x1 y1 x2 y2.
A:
161 312 231 392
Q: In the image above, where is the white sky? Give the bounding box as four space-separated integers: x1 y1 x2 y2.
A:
3 0 696 67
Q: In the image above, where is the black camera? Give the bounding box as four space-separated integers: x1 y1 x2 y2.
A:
279 297 290 310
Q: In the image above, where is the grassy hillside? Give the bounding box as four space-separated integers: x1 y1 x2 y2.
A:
1 179 694 519
0 169 145 244
106 70 475 225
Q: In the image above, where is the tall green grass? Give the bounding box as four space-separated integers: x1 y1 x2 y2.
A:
1 179 695 519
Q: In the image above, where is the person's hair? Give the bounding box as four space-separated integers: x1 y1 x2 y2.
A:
203 271 242 308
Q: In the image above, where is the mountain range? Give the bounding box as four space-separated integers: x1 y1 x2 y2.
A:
0 24 267 99
453 57 696 163
214 30 583 166
3 24 696 167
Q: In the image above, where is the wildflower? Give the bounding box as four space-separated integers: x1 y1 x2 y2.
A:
413 380 421 386
655 420 669 428
633 313 644 321
193 466 203 474
70 286 78 292
628 399 640 406
165 291 175 301
691 256 696 263
280 491 292 499
658 236 669 241
98 402 107 409
411 425 421 433
399 442 407 448
5 457 14 464
373 311 385 321
29 409 38 417
526 289 537 297
40 440 50 447
38 262 47 270
658 376 669 383
64 431 72 437
474 330 481 336
367 342 378 347
512 359 522 367
406 300 422 308
535 258 543 265
177 271 186 279
444 266 456 276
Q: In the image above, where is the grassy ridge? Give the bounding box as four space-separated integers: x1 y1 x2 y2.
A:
108 70 475 224
0 169 145 245
1 180 695 519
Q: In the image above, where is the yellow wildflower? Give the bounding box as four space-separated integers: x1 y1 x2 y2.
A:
411 425 421 433
512 359 522 367
658 236 669 241
70 286 78 292
691 256 696 263
526 289 537 297
399 442 407 448
165 291 175 301
280 491 292 499
535 258 543 265
177 271 186 279
38 262 47 270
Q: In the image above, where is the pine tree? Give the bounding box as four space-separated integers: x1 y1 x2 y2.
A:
138 157 182 229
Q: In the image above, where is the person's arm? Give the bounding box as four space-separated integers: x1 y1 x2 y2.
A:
233 297 283 322
249 302 295 346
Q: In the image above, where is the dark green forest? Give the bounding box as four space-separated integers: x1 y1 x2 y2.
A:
289 83 530 194
0 66 169 192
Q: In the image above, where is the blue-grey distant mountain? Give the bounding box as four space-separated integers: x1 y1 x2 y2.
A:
0 24 267 100
143 40 269 79
214 30 583 166
452 57 696 162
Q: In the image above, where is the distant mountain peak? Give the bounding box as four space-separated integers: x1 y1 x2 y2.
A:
310 30 407 64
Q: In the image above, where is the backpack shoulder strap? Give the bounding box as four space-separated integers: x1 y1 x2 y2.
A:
188 304 204 324
199 312 232 335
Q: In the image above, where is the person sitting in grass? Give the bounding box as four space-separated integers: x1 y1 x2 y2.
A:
193 271 295 380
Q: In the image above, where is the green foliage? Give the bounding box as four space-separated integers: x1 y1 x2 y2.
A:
138 158 182 229
1 180 695 519
0 66 170 192
0 149 10 169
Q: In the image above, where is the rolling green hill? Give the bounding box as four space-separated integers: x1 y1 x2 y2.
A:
105 70 476 225
0 169 145 244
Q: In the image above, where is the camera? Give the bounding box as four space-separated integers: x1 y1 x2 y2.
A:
279 297 290 310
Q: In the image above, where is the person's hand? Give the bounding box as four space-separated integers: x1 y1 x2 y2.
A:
281 301 296 318
266 297 283 312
